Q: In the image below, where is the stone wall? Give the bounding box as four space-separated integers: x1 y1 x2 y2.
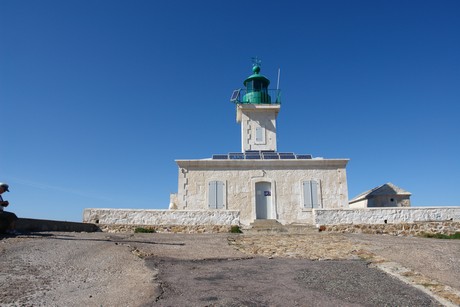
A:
313 207 460 225
83 209 240 226
15 218 99 232
97 224 232 234
320 221 460 236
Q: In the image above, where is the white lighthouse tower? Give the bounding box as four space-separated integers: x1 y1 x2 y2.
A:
234 62 281 153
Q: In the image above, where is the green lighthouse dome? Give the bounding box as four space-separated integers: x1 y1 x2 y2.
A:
242 64 272 104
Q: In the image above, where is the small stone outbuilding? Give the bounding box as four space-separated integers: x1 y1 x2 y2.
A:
348 182 411 208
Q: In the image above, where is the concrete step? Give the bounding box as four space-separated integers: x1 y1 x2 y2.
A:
245 219 286 233
244 220 319 234
250 219 284 228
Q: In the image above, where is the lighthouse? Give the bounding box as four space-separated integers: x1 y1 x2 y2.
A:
173 61 349 225
233 62 281 153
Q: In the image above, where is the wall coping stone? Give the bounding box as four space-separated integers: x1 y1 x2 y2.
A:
175 159 349 169
316 206 460 211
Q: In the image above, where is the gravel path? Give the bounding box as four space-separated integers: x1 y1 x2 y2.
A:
1 231 457 306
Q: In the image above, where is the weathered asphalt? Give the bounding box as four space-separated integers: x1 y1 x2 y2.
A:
1 231 455 306
146 257 439 306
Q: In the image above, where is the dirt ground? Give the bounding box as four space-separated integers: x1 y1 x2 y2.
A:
344 233 460 291
0 231 458 306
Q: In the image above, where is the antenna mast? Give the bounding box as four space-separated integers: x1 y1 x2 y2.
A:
276 68 281 90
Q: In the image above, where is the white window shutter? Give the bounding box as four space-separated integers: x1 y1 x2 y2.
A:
303 180 320 208
209 181 224 209
303 181 312 208
311 180 319 208
216 181 224 209
208 181 217 209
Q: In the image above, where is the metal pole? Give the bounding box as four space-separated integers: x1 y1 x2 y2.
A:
276 68 281 90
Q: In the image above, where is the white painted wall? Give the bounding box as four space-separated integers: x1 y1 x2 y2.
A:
237 104 280 152
83 209 240 226
313 207 460 225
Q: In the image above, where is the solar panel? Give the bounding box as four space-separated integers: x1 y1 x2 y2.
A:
279 152 296 159
296 154 312 159
245 153 261 159
213 152 313 160
212 154 228 160
263 152 279 159
230 89 241 102
229 152 245 159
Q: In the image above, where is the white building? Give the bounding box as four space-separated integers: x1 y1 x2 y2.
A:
172 64 349 225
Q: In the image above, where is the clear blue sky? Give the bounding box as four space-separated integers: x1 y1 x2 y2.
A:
1 1 459 222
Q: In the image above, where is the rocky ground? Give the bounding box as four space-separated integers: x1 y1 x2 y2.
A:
0 230 459 306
